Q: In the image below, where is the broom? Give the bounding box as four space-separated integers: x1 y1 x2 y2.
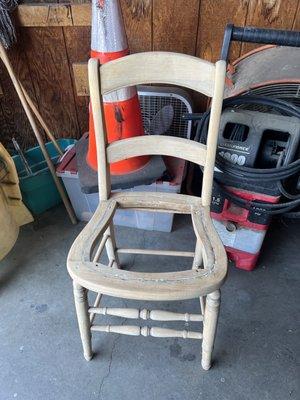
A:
0 0 17 48
0 1 77 224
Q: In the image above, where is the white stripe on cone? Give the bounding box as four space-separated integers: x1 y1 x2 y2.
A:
91 0 128 54
92 0 137 103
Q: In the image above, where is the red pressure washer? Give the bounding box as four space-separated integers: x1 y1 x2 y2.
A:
185 25 300 270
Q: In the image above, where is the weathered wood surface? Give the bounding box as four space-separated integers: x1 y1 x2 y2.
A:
67 50 227 369
0 0 298 149
120 0 152 53
196 0 249 62
64 26 90 134
241 0 300 54
153 0 200 55
15 4 91 27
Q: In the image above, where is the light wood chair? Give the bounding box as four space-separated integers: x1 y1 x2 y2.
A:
67 52 227 370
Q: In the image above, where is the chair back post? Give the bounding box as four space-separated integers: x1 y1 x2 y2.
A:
201 60 226 207
88 58 111 201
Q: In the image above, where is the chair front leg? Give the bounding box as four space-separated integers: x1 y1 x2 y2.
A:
73 282 93 361
201 289 220 370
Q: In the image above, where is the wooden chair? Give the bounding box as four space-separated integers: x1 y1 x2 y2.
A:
67 52 227 370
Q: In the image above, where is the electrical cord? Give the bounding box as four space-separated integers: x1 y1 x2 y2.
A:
215 157 300 181
213 179 300 215
190 95 300 218
193 96 300 144
277 181 300 200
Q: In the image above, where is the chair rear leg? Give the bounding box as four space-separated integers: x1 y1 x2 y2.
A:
201 290 220 370
105 224 120 268
73 282 93 361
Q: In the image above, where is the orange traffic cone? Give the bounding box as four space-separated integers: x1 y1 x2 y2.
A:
87 0 150 175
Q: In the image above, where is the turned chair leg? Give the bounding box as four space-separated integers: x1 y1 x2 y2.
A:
201 289 220 370
105 224 120 269
73 282 93 361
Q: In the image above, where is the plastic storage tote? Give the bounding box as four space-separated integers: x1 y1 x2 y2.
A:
13 139 76 214
56 147 185 232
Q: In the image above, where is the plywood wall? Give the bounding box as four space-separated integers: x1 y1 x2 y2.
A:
0 0 299 150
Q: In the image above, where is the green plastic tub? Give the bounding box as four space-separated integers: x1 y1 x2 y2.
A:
13 139 76 214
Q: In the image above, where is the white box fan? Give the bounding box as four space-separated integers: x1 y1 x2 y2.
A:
137 85 193 139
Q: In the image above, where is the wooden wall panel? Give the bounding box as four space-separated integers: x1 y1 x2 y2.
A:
120 0 152 52
1 0 299 150
293 1 300 30
0 34 40 151
241 0 299 54
196 0 249 62
63 26 90 135
153 0 200 55
21 27 79 139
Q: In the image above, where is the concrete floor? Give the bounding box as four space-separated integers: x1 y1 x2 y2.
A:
0 205 299 400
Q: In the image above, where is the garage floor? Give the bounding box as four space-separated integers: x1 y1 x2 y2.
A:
0 205 299 400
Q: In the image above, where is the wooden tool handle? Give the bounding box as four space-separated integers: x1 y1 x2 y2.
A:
0 43 77 224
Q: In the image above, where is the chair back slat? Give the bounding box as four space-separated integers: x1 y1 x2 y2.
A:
100 52 215 97
107 136 207 166
88 52 226 206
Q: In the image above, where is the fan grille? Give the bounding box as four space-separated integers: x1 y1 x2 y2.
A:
244 83 300 109
138 91 192 139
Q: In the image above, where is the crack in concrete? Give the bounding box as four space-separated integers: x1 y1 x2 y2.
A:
96 317 127 400
96 231 144 398
97 334 120 400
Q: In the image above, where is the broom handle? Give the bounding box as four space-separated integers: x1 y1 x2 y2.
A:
19 82 64 157
0 43 77 224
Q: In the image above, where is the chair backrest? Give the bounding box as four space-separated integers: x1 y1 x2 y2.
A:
88 51 226 207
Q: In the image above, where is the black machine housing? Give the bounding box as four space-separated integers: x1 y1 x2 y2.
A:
215 109 300 196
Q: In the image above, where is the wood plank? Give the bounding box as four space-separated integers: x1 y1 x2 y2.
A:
196 0 249 63
72 62 88 96
194 0 248 111
9 29 43 148
16 2 150 43
292 0 300 30
15 3 91 27
15 4 73 27
153 0 200 55
120 0 152 52
71 4 91 26
241 0 299 54
22 27 79 140
63 26 90 136
0 35 41 151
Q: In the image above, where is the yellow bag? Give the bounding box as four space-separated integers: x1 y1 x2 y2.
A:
0 143 33 261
